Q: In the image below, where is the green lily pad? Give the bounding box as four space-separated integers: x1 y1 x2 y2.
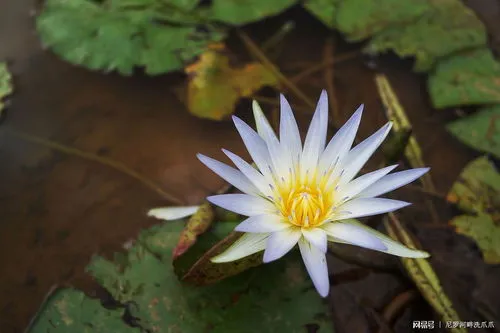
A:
87 221 332 332
209 0 297 25
448 156 500 264
36 0 225 75
366 0 487 72
447 106 500 159
336 0 428 41
303 0 338 28
428 48 500 108
0 62 13 115
27 288 139 333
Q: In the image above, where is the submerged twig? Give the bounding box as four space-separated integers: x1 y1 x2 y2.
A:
261 21 295 53
253 95 310 113
378 289 419 333
5 129 184 205
289 50 360 84
322 36 340 125
237 30 315 109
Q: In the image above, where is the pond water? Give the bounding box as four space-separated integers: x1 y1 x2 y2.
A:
1 1 499 333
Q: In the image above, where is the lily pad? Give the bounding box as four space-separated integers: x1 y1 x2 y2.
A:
336 0 428 41
27 288 139 333
185 44 279 120
447 156 500 214
0 62 13 115
428 48 500 108
447 106 500 159
448 156 500 264
37 0 225 75
303 0 338 29
87 221 332 332
451 213 500 264
366 0 487 72
209 0 297 25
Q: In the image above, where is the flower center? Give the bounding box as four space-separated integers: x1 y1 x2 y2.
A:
278 184 334 228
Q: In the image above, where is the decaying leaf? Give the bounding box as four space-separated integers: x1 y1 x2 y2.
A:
384 214 466 333
0 62 13 116
336 0 428 41
181 231 265 285
447 106 500 159
172 201 215 260
447 156 500 264
375 74 435 191
451 213 500 264
185 44 279 120
209 0 297 25
87 221 332 333
428 48 500 108
27 288 139 333
37 0 225 75
366 0 487 72
447 156 500 213
303 0 338 29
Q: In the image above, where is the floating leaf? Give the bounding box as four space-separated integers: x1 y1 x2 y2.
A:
447 156 500 213
303 0 338 28
447 106 500 159
37 0 225 75
209 0 297 25
384 215 466 333
185 44 279 120
366 0 487 72
447 156 500 264
451 213 500 264
336 0 428 41
27 288 139 333
0 62 13 116
428 48 500 108
87 221 332 333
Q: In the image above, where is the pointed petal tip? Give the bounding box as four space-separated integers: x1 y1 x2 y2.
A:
406 249 430 259
353 104 364 117
318 287 330 298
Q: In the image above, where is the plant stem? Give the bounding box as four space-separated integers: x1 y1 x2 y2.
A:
5 129 184 205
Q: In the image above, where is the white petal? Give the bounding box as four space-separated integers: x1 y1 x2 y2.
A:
253 100 278 143
333 198 410 220
331 219 430 258
222 149 273 197
147 206 199 220
207 194 276 216
279 94 302 165
337 122 392 186
301 228 327 253
337 165 398 200
211 233 270 263
253 101 288 175
197 154 260 196
232 116 274 180
322 222 387 251
319 105 363 175
298 237 329 297
300 90 329 179
263 228 301 263
358 168 430 198
235 214 290 233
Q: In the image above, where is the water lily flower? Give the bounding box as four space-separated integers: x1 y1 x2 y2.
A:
172 91 430 297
